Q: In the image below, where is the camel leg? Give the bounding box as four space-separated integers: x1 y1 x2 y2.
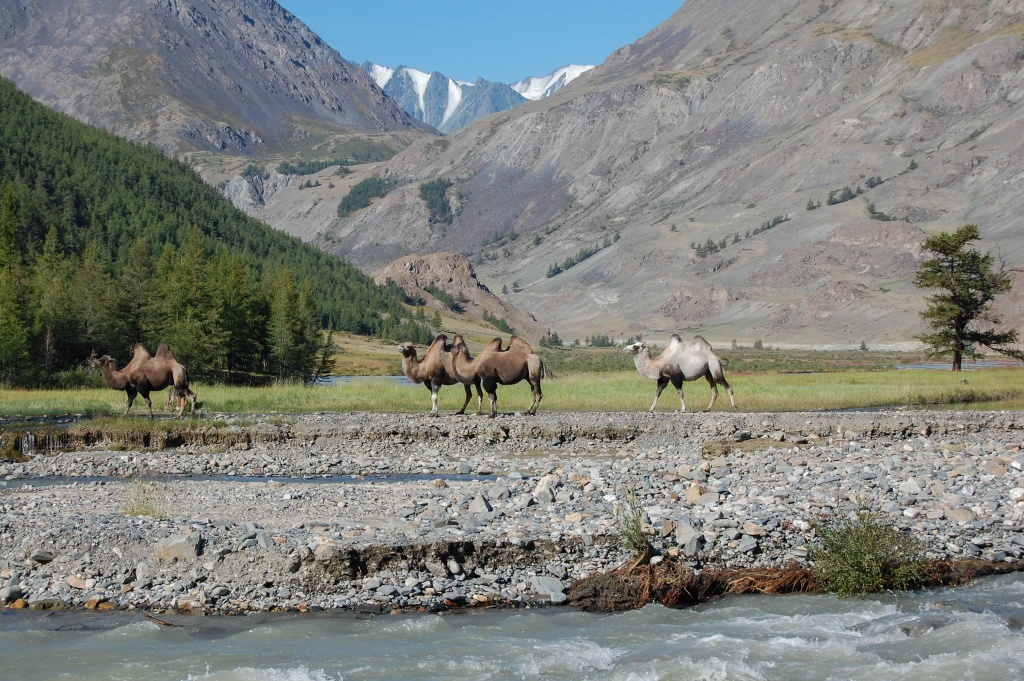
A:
456 384 472 415
124 388 138 417
426 383 440 417
650 378 669 412
671 376 686 412
474 380 483 415
527 378 542 415
719 378 736 411
483 379 498 418
140 390 154 419
704 374 719 412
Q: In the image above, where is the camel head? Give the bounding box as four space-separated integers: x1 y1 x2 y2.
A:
624 341 647 356
85 353 115 370
397 342 418 359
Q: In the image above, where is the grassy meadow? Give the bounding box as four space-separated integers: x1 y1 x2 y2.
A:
1 362 1022 419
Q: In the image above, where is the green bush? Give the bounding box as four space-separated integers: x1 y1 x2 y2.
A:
809 511 926 597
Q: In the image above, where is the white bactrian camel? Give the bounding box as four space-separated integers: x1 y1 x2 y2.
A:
624 334 736 412
398 333 482 416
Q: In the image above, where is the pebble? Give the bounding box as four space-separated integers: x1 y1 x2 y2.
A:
1 410 1022 614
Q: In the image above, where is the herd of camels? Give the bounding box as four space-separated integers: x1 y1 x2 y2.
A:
398 332 736 417
87 334 735 419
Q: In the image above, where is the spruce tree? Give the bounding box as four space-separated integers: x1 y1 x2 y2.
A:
914 224 1020 370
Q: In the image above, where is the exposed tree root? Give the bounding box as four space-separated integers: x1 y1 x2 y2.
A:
568 554 1024 612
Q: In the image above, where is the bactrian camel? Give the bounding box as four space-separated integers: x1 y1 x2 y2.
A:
398 333 482 416
624 334 736 412
450 335 544 417
87 343 197 418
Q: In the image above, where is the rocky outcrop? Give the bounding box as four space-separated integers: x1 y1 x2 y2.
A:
373 253 547 338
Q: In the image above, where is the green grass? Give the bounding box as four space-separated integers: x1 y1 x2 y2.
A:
1 368 1022 417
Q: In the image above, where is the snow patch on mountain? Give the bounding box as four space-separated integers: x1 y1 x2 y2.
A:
444 78 463 123
368 63 394 89
512 64 594 100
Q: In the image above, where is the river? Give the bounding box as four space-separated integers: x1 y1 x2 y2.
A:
3 573 1022 681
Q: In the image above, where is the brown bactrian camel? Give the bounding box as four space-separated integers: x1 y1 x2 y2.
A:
624 334 736 412
150 343 198 416
87 343 197 418
450 335 544 417
398 333 482 416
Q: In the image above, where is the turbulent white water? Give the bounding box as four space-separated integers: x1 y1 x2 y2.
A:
4 574 1023 681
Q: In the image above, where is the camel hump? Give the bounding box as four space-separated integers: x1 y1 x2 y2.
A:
508 335 534 355
132 344 152 360
155 343 177 361
692 335 713 351
483 337 505 353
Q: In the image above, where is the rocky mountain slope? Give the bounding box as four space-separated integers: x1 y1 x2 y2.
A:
0 0 433 155
316 0 1024 347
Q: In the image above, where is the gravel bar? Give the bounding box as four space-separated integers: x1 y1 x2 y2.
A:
1 409 1022 614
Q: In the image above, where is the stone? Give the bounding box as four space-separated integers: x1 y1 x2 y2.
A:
742 522 767 536
675 519 700 545
29 549 55 564
983 460 1007 476
946 507 976 523
468 495 492 514
66 575 88 590
530 576 565 598
0 585 22 604
682 537 703 557
737 536 759 553
899 479 922 495
155 533 201 561
685 482 707 504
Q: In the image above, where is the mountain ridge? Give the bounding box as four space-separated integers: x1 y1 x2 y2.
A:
318 0 1024 346
0 0 433 155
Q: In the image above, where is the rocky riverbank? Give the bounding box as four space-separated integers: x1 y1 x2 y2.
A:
2 410 1023 614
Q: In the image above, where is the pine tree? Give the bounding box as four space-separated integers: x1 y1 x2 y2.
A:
914 224 1020 370
0 268 28 384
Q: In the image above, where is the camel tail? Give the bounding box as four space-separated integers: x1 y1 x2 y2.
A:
543 364 555 379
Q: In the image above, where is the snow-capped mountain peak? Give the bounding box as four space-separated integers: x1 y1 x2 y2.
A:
362 62 593 133
511 64 595 100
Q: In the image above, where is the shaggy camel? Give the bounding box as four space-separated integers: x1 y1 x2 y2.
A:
450 335 544 417
87 343 197 418
624 334 736 412
398 333 482 416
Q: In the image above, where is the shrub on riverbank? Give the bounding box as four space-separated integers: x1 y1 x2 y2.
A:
809 511 926 597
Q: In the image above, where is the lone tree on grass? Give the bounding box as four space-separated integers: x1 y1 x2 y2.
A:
914 224 1022 371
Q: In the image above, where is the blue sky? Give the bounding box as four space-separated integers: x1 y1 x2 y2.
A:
276 1 683 84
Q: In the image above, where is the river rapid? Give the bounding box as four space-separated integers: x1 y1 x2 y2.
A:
4 572 1023 681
